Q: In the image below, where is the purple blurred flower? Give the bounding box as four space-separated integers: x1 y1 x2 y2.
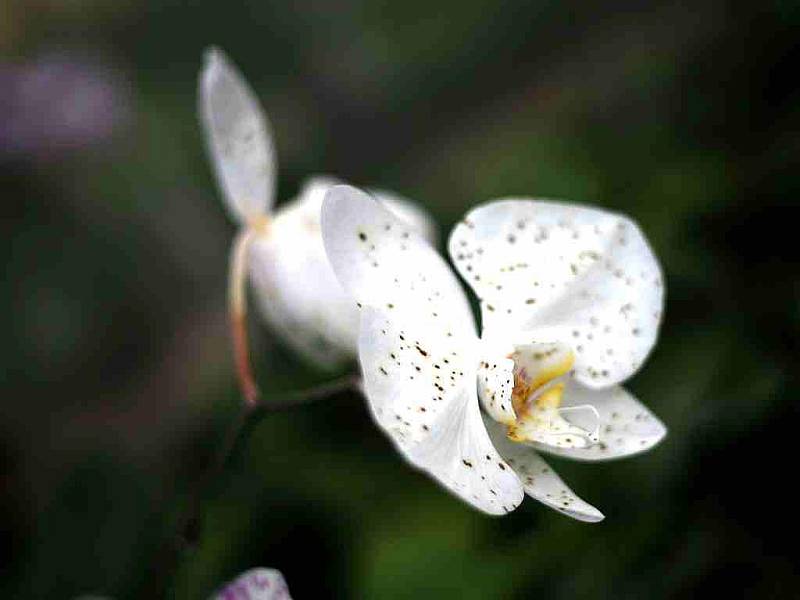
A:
0 52 131 158
213 568 292 600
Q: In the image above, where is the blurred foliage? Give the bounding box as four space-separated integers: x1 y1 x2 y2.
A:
2 0 799 598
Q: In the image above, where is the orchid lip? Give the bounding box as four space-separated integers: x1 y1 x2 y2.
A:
501 345 602 449
556 404 601 444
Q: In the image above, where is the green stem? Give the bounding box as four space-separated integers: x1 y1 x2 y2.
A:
149 374 360 597
182 373 360 545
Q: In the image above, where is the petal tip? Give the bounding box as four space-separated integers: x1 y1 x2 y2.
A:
652 420 668 446
324 183 365 206
562 503 604 523
321 184 376 235
584 508 605 523
199 46 231 103
203 45 225 68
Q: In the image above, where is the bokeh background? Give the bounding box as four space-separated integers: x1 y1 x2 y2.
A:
2 1 799 598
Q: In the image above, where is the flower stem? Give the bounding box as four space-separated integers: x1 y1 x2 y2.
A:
148 374 360 597
180 374 360 546
229 228 259 406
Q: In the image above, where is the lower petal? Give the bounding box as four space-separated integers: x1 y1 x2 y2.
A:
484 415 604 523
406 389 524 516
533 380 667 461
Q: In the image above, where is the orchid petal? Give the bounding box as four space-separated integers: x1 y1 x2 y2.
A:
360 308 523 516
322 185 475 339
321 183 475 427
297 175 439 244
370 187 439 247
199 47 276 224
484 415 604 522
405 378 524 515
359 307 475 451
247 178 438 368
449 199 663 388
534 379 667 461
248 205 358 369
291 176 438 245
213 568 292 600
323 186 522 514
356 306 521 517
477 356 517 426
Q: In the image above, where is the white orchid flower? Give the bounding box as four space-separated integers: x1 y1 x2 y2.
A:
212 568 291 600
199 47 435 403
321 185 667 521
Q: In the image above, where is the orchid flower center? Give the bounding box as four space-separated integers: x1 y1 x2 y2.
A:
510 344 574 415
491 342 600 449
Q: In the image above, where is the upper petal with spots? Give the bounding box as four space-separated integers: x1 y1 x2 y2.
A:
323 186 523 514
322 185 477 437
322 185 475 339
248 177 439 368
449 199 664 388
199 47 276 224
370 186 439 247
359 307 478 453
294 175 439 246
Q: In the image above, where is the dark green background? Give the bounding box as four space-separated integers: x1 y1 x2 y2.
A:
2 1 798 598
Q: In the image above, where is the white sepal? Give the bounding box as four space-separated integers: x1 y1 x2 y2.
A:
484 415 604 522
199 46 276 224
449 199 664 388
248 189 359 369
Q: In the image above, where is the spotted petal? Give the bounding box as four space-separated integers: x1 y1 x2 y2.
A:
356 306 472 446
248 177 437 368
323 185 523 514
370 186 439 247
477 356 516 426
405 377 525 515
199 46 276 224
297 175 438 245
484 416 604 522
449 199 664 389
322 185 474 341
213 568 292 600
321 185 477 439
359 308 522 514
533 379 667 461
